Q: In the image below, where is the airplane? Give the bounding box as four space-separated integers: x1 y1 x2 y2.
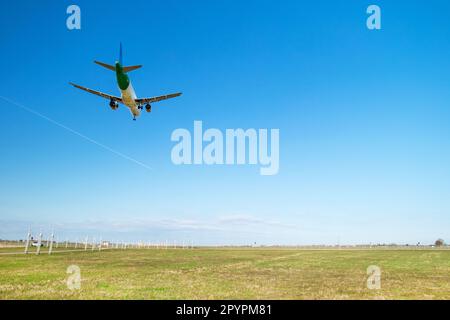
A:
31 241 44 247
70 44 182 120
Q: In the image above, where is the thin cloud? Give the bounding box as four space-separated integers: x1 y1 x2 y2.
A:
0 215 297 238
218 215 297 229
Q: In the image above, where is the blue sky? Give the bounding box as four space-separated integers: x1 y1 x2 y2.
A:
1 0 450 245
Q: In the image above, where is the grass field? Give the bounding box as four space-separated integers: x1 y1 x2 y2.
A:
1 247 450 299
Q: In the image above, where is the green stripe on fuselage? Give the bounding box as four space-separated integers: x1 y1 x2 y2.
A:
115 62 130 90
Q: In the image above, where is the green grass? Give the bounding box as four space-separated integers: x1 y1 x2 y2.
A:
1 248 450 299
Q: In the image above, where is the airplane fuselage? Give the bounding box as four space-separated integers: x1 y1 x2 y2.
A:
115 62 140 118
121 82 140 117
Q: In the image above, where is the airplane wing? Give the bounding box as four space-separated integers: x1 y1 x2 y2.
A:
135 92 182 104
69 82 122 103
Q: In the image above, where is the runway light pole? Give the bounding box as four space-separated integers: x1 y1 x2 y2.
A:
24 228 31 254
36 232 43 255
48 231 54 255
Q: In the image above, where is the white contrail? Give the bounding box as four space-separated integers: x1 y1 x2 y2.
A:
0 95 152 170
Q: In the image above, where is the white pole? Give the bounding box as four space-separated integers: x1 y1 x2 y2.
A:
65 239 69 249
99 237 102 251
92 237 96 251
84 236 88 251
48 231 54 255
36 232 42 255
24 228 31 254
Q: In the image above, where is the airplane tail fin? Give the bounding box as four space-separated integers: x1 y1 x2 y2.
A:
119 42 123 65
119 43 143 72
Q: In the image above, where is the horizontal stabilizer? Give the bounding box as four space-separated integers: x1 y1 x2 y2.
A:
94 61 116 71
123 65 142 73
94 61 142 73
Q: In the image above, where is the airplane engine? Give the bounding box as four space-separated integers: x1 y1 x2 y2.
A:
109 101 118 110
145 104 152 113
